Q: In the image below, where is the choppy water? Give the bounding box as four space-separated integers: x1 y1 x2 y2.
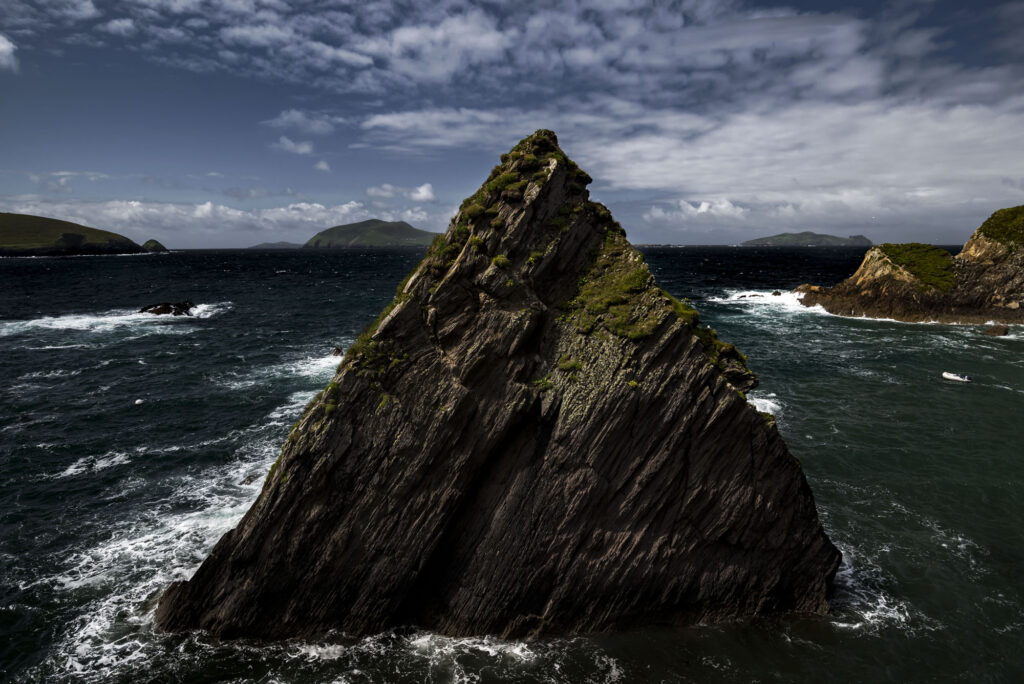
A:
1 247 1021 683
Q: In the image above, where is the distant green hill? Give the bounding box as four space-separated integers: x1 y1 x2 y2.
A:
742 231 873 247
0 212 144 256
249 241 304 249
142 239 168 252
304 219 437 248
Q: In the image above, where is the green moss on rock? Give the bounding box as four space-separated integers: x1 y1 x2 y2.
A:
878 242 955 292
977 205 1024 249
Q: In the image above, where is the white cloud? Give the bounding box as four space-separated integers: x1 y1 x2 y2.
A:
100 18 136 37
357 93 1024 241
0 34 18 72
270 136 313 155
366 183 397 198
366 182 435 202
359 10 515 82
220 24 293 48
408 183 435 202
313 160 330 172
263 109 346 135
643 199 749 224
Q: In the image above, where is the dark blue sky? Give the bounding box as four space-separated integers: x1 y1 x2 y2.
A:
1 0 1022 246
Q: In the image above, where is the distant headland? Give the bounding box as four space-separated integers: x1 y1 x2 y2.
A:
0 212 164 257
742 231 872 247
302 218 437 248
248 241 303 249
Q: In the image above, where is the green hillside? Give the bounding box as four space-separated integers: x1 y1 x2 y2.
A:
742 231 873 247
0 212 143 256
304 219 437 248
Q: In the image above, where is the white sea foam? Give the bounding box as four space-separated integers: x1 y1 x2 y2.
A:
34 394 294 679
18 368 82 380
707 288 823 314
55 451 132 479
0 302 230 338
220 352 341 390
829 540 939 634
747 390 783 416
409 633 537 662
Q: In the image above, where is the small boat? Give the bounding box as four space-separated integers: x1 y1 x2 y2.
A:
942 372 972 383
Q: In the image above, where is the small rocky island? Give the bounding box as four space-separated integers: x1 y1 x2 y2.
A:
743 231 872 247
156 130 840 640
304 218 437 248
797 206 1024 323
0 212 158 257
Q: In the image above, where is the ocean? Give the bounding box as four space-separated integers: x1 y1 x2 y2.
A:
1 246 1021 683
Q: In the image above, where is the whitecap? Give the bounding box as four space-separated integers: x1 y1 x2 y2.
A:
0 302 231 337
829 540 939 634
219 352 341 390
32 394 303 679
747 390 782 416
55 451 131 479
18 369 82 380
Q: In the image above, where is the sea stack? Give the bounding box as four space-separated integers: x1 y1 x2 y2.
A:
796 206 1024 323
156 130 840 640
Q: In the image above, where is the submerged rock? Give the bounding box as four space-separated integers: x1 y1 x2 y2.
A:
983 324 1010 336
156 130 840 641
796 207 1024 323
140 301 193 316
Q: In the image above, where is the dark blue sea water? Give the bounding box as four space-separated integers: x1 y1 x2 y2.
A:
1 247 1022 683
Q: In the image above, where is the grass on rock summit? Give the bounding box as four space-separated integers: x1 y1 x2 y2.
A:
977 205 1024 249
878 242 955 292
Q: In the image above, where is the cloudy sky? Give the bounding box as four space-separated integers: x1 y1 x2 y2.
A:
1 0 1022 247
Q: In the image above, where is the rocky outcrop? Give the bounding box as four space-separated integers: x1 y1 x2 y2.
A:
140 301 193 316
142 239 168 252
798 207 1024 324
156 130 840 641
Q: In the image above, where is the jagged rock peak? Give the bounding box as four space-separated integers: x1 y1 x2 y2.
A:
155 129 840 641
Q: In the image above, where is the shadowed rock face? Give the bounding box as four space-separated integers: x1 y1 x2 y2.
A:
156 130 840 641
797 207 1024 324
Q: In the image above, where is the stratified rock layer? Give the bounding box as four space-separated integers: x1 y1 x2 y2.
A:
156 130 840 640
797 207 1024 324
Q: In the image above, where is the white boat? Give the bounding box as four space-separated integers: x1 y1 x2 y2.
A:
942 371 972 383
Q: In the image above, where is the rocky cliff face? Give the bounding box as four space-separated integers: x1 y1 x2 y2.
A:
798 207 1024 324
156 130 840 641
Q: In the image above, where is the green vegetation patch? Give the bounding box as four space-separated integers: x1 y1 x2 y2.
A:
977 205 1024 249
877 242 955 292
558 357 582 373
485 172 520 194
532 375 554 392
561 229 664 340
492 254 510 268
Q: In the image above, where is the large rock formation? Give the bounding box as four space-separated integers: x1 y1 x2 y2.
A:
156 130 840 641
797 206 1024 323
